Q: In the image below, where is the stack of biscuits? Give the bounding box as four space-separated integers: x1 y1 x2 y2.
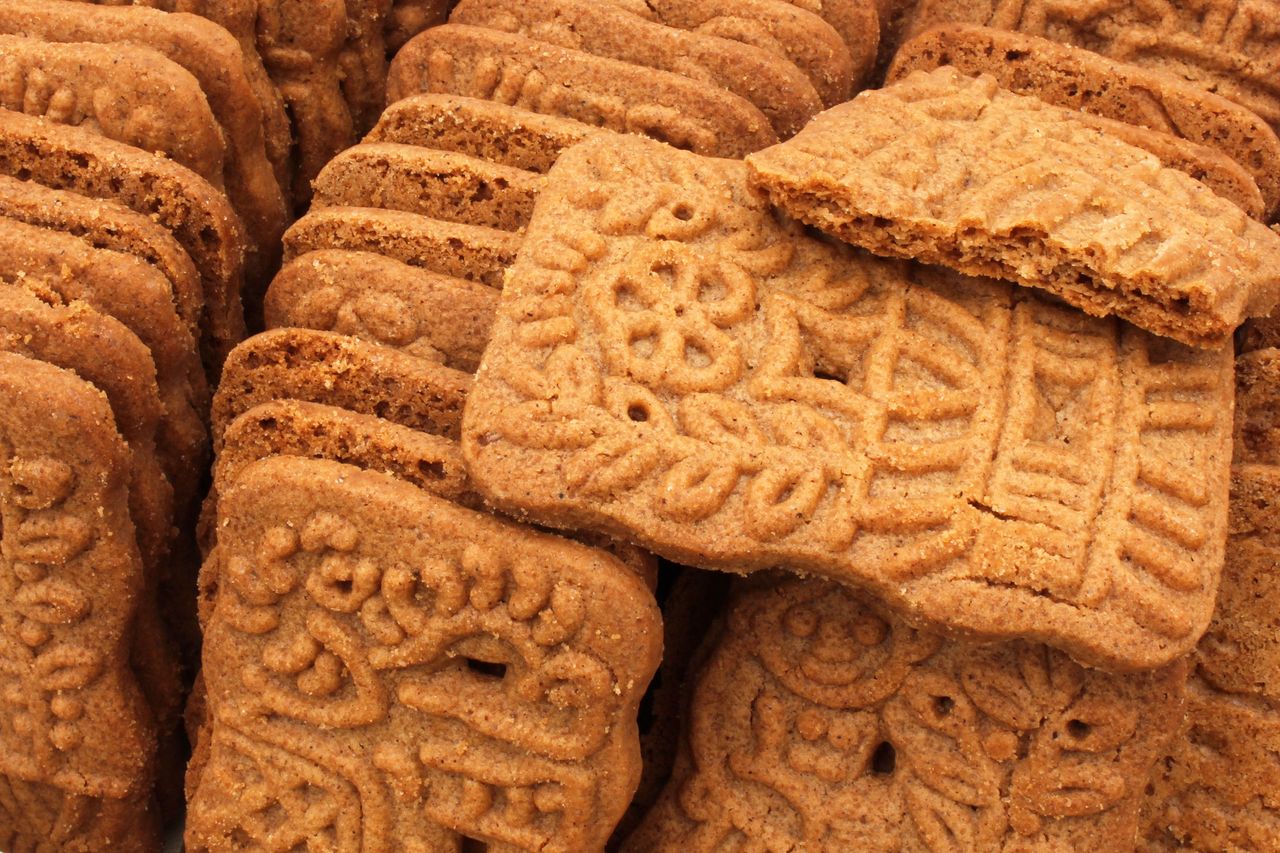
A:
1 1 1279 851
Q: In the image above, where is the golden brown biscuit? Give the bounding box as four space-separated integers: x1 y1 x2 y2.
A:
463 132 1236 671
0 109 246 376
625 575 1187 851
0 352 159 852
888 24 1280 220
283 206 519 289
265 249 498 372
186 456 662 851
312 143 543 231
387 24 777 158
451 0 824 137
746 68 1280 347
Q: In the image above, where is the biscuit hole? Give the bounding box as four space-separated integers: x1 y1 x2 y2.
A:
933 695 955 717
627 404 649 422
465 658 507 680
871 741 896 775
684 341 712 369
417 460 445 480
471 182 493 202
812 368 844 384
15 167 30 181
1066 719 1091 739
672 203 694 221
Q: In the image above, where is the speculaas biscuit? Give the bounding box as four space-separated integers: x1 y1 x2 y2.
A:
283 205 519 289
1232 346 1280 467
185 455 662 851
887 24 1280 220
904 0 1280 136
461 131 1236 671
450 0 824 138
603 0 861 105
0 174 203 346
0 216 209 511
311 143 543 232
1239 313 1280 354
338 0 394 136
265 249 498 372
72 0 294 195
386 24 778 158
0 351 158 851
625 574 1186 851
0 34 226 190
211 328 472 455
387 0 451 53
784 0 882 75
0 0 288 283
367 94 597 174
0 109 247 375
745 68 1280 347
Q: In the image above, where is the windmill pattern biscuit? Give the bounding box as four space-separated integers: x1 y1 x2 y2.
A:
885 24 1280 219
745 68 1280 347
283 206 519 290
0 352 157 850
186 457 661 852
386 24 778 159
625 576 1186 852
461 133 1235 671
906 0 1280 133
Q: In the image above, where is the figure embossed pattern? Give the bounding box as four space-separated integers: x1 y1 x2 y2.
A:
187 457 661 853
461 134 1235 670
626 577 1186 852
909 0 1280 129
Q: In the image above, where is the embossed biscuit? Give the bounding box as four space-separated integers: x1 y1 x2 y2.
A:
72 0 293 195
388 0 450 52
0 175 203 344
0 216 208 510
625 575 1186 852
186 456 662 852
0 351 158 851
1232 346 1280 467
0 0 288 283
283 206 519 289
905 0 1280 136
368 94 598 174
1240 313 1280 353
451 0 824 138
312 143 543 232
784 0 882 72
888 24 1280 220
462 132 1236 670
387 24 777 158
0 34 226 189
339 0 393 136
212 328 471 455
746 68 1280 347
265 250 498 372
604 0 862 105
0 109 247 374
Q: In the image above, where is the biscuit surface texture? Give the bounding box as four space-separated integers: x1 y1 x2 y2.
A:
625 575 1186 852
186 456 661 852
462 132 1235 670
746 68 1280 347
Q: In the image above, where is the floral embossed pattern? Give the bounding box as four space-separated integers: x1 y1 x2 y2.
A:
461 133 1235 671
625 577 1186 852
908 0 1280 130
186 457 661 853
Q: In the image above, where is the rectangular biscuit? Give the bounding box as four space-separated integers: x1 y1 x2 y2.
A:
462 131 1236 671
282 206 519 289
624 574 1187 852
367 94 597 174
745 68 1280 347
451 0 824 137
264 249 498 372
0 352 159 851
887 24 1280 220
185 456 662 852
211 328 471 455
386 24 777 158
312 143 543 232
